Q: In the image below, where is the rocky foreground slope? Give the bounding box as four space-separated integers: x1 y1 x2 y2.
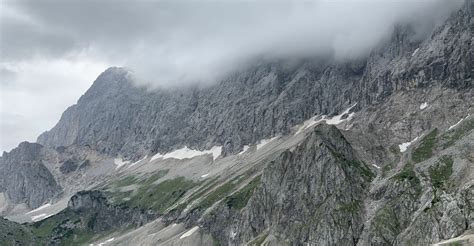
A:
0 0 473 245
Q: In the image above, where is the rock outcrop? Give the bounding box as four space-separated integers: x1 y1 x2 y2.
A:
0 142 61 209
37 1 472 160
67 190 157 232
201 125 374 245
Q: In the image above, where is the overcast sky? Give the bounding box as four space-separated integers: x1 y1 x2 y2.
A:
0 0 464 152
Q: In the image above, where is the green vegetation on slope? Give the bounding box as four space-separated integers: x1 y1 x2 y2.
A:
392 163 420 188
337 201 361 214
0 218 37 245
440 118 474 149
30 209 115 245
248 231 269 246
429 155 454 190
412 129 438 163
193 172 259 211
106 171 199 213
196 178 241 210
225 175 261 210
373 205 401 244
329 148 375 182
391 163 422 200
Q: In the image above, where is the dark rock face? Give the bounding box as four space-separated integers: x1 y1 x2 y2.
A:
36 2 472 160
202 125 374 245
238 125 372 245
0 142 61 209
59 159 78 174
67 190 157 232
0 217 37 245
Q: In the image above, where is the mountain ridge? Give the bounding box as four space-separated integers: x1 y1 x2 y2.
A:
0 1 472 245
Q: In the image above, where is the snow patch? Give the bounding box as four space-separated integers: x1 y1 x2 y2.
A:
432 234 474 246
295 115 323 135
238 145 250 155
128 156 147 168
163 146 222 160
180 226 199 239
114 158 130 169
26 203 51 215
150 152 164 162
201 173 209 178
97 237 115 246
256 137 279 150
411 48 419 57
152 146 222 161
372 164 381 169
448 115 470 130
419 102 428 110
207 146 223 160
398 136 420 153
294 103 357 135
31 213 52 222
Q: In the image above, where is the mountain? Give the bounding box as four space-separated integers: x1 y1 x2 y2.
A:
36 0 471 161
0 0 472 245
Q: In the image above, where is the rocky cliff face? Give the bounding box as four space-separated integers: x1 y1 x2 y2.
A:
37 1 471 161
0 217 37 245
202 125 374 245
0 142 61 209
67 190 158 232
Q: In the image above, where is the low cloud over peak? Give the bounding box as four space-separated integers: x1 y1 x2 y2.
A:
0 0 465 152
2 0 464 87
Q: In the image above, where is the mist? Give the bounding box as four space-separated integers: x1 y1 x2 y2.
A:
3 0 465 88
0 0 465 152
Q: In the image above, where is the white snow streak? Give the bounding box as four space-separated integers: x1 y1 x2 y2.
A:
256 137 279 150
419 102 428 110
295 103 357 135
97 237 115 246
398 136 420 153
448 115 470 130
180 226 199 239
201 173 209 178
238 145 250 155
372 164 381 169
26 203 51 214
150 152 164 162
114 158 130 169
151 146 222 161
31 213 52 222
411 48 419 57
128 156 147 168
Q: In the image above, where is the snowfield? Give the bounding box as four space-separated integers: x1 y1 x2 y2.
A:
96 237 115 246
26 203 51 214
31 213 52 222
419 102 428 110
398 136 421 153
179 226 199 239
114 158 130 169
238 145 250 155
295 103 357 135
151 146 222 161
448 115 470 130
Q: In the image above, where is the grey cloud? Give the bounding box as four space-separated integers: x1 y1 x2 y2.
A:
2 0 465 87
0 0 466 152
